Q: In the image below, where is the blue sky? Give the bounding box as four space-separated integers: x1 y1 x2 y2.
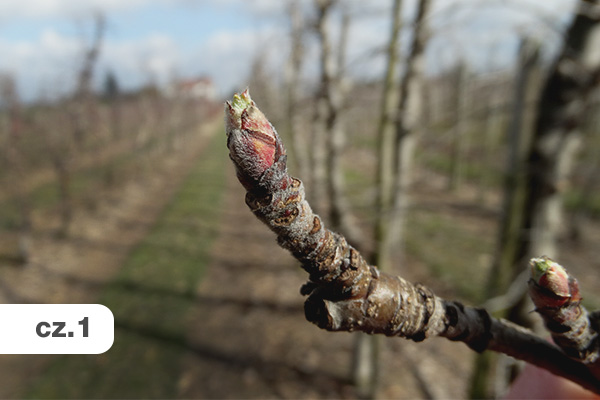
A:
0 0 289 101
0 0 576 102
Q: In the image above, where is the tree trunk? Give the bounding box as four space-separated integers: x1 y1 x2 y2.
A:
355 0 431 398
284 0 310 181
476 84 503 205
53 157 72 238
470 37 542 399
388 0 431 262
472 1 600 396
488 37 542 304
448 61 469 192
568 144 600 242
72 12 106 147
326 9 358 242
1 74 32 263
313 0 361 244
373 0 403 273
354 2 404 398
518 0 599 263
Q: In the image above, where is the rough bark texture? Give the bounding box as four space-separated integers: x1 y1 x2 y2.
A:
224 90 600 395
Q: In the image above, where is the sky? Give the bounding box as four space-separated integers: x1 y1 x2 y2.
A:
0 0 577 102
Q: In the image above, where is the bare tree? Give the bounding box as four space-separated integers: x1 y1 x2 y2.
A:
473 0 600 396
388 0 432 264
0 73 31 263
489 37 542 301
103 69 122 140
373 0 404 273
447 60 469 191
476 76 505 205
470 37 543 398
71 12 106 146
312 0 361 243
47 12 106 236
284 0 310 181
355 1 404 397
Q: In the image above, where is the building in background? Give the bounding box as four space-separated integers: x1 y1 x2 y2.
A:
165 77 217 101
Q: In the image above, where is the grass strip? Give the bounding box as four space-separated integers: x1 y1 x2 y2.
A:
27 128 227 399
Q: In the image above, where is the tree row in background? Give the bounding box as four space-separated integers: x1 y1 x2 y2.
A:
0 13 219 265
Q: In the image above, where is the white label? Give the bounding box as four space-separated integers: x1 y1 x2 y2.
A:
0 304 114 354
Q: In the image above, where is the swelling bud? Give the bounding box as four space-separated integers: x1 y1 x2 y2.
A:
225 89 284 191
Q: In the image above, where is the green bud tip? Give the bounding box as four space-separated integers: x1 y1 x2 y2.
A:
229 89 253 121
531 257 554 280
529 256 570 297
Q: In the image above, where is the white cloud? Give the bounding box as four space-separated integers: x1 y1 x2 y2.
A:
0 1 292 100
40 29 80 55
0 28 83 99
0 0 155 19
0 27 183 101
0 0 582 102
178 25 287 96
97 33 182 92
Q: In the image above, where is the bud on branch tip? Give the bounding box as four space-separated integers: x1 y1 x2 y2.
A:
529 256 582 309
530 257 570 298
225 89 284 191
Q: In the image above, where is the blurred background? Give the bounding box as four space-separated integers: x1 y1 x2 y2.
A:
1 0 599 398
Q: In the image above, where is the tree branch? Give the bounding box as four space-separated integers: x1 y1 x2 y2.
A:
224 89 600 394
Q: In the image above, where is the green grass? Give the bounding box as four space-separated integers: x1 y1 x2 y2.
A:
419 149 503 189
27 130 228 399
405 211 493 303
564 189 600 218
